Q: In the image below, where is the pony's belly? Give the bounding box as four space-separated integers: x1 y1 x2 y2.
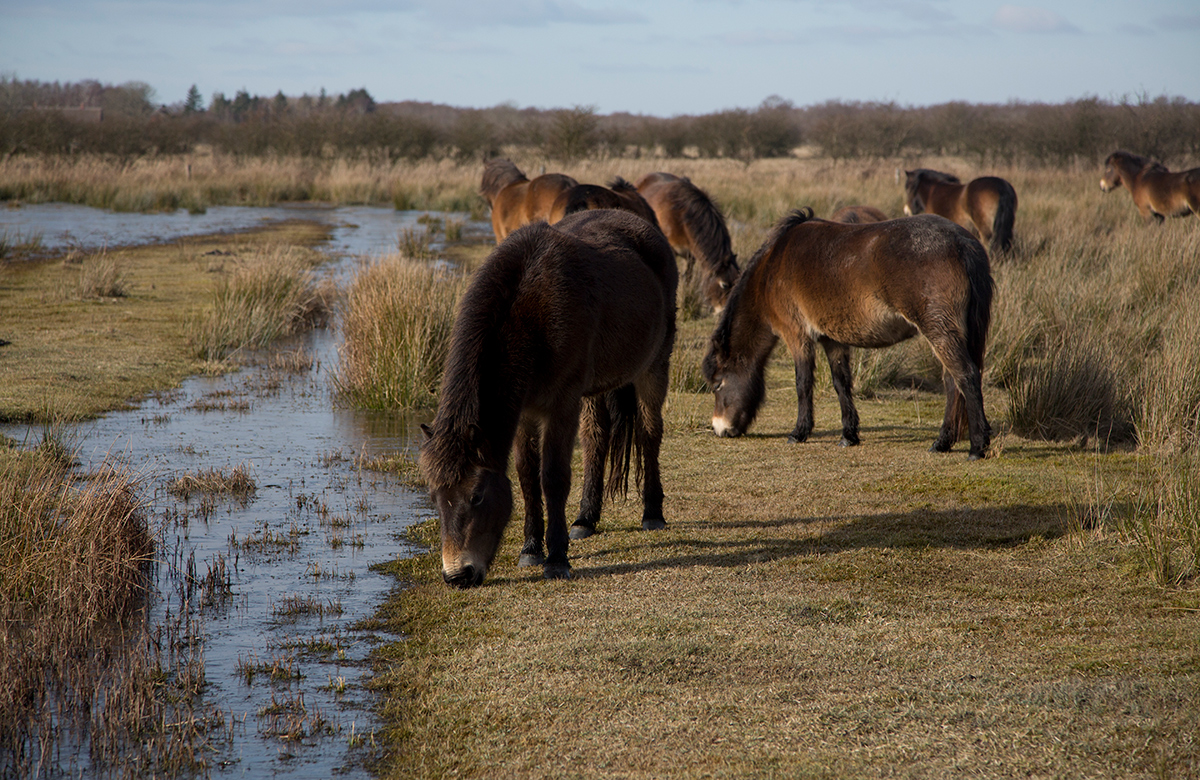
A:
809 311 918 349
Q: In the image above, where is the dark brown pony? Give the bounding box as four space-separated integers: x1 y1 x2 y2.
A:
904 169 1017 253
702 209 993 460
480 159 577 242
635 172 739 311
419 209 677 587
547 177 660 228
1100 150 1200 223
830 205 888 224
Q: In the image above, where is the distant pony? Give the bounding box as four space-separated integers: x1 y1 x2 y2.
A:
636 172 739 311
548 177 660 228
703 209 993 460
480 159 577 242
904 169 1017 254
830 205 888 224
1100 150 1200 223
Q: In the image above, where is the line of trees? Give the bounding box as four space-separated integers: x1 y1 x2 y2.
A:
2 77 1198 167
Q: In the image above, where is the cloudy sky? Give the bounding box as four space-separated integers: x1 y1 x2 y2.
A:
2 0 1197 115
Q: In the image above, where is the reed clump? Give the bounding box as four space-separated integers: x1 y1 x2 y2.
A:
185 243 335 362
333 253 468 410
0 444 157 774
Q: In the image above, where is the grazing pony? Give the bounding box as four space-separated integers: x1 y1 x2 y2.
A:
547 177 660 228
480 159 578 241
702 209 993 460
830 205 888 224
1100 150 1200 223
635 172 739 311
420 210 678 587
904 168 1017 254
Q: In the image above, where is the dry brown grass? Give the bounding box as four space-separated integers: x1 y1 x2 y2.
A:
366 156 1200 779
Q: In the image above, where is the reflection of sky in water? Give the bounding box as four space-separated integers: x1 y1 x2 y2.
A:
0 209 485 777
0 202 493 258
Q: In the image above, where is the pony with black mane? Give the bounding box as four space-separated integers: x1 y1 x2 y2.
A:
420 209 677 587
548 177 660 228
904 168 1017 254
480 159 578 242
1100 150 1200 223
635 172 739 312
702 208 993 460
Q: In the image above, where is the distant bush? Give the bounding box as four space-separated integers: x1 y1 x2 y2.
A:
2 77 1198 166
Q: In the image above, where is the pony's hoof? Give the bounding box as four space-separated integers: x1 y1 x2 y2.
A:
839 436 860 448
786 433 808 444
569 523 596 540
641 518 666 531
518 552 545 567
543 563 572 580
929 440 953 453
968 451 987 461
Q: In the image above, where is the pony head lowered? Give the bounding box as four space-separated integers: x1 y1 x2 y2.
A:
679 184 740 310
700 211 805 436
903 169 960 216
419 231 534 587
480 159 528 205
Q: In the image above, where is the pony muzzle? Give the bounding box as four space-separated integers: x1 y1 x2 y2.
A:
442 548 489 589
712 415 741 438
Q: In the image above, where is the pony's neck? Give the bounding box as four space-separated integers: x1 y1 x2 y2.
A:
726 267 779 373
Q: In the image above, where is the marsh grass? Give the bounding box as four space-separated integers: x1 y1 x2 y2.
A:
75 249 129 298
0 228 44 260
185 244 334 362
167 463 257 501
333 253 467 410
0 446 223 775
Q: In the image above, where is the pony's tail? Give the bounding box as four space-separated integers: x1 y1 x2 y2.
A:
604 384 642 501
952 241 994 437
990 181 1017 254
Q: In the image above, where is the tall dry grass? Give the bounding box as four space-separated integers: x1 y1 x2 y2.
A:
0 152 485 216
185 244 335 362
333 253 468 410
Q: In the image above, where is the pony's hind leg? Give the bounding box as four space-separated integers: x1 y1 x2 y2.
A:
927 339 990 459
634 368 670 531
570 395 610 540
821 339 860 446
540 402 583 580
515 417 545 567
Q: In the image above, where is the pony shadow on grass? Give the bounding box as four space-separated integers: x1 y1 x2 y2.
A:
566 502 1073 580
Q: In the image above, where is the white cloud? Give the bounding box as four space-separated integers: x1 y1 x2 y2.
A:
992 5 1080 34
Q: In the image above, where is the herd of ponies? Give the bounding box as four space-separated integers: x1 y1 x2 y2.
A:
421 151 1200 587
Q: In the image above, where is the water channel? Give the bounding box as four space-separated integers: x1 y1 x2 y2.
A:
1 203 491 778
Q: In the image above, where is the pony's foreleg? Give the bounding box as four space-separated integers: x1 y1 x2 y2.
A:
570 395 610 540
821 339 860 446
785 335 817 443
514 417 545 567
540 404 582 580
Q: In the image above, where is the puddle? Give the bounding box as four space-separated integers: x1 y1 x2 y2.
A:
0 202 492 258
0 207 492 777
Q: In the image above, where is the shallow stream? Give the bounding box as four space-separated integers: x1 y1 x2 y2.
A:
1 204 490 777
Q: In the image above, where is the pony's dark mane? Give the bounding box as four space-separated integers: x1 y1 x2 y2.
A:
607 176 637 194
1109 150 1166 173
422 227 542 489
480 159 528 202
608 177 661 229
913 168 962 185
670 180 734 271
708 208 815 361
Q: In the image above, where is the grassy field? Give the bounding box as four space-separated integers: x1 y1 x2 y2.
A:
0 220 332 422
3 153 1199 777
351 157 1200 778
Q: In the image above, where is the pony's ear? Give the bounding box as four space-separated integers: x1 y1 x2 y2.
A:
420 423 434 442
468 424 489 464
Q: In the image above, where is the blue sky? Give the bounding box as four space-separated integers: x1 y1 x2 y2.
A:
2 0 1197 115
